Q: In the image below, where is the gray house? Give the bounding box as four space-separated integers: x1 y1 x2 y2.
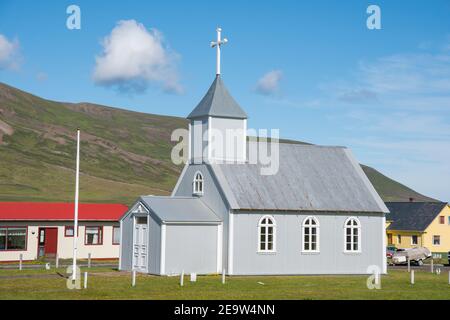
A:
119 73 389 276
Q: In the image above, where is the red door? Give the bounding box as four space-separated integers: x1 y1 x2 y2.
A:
38 228 58 256
45 228 58 255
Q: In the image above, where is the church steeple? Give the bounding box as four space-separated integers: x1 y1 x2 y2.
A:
188 27 247 164
187 76 247 120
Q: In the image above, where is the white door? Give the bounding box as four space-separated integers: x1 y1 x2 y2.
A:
133 216 148 272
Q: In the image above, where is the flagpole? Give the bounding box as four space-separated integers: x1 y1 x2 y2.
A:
72 128 80 281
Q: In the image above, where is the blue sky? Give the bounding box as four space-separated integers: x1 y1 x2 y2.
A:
0 0 449 201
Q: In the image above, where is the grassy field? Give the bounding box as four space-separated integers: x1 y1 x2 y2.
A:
0 267 449 300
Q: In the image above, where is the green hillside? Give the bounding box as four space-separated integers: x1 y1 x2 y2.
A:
0 82 436 205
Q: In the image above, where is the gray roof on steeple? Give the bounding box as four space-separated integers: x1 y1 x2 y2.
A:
187 76 247 120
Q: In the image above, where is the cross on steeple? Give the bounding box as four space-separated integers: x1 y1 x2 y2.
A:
210 27 228 76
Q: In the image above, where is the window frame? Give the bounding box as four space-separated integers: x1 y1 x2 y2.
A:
84 226 103 246
64 226 79 238
397 235 402 244
301 216 320 253
112 226 120 245
411 235 418 245
439 216 445 224
192 171 204 195
343 217 361 253
257 215 276 253
0 226 28 251
432 235 441 246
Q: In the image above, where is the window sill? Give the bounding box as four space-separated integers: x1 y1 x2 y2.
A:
301 251 320 255
343 251 362 255
257 251 277 255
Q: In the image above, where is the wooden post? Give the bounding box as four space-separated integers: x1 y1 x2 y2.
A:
407 257 410 273
180 270 184 286
88 253 91 268
132 270 136 287
222 268 226 284
448 270 450 285
56 254 59 269
430 258 434 273
19 254 23 271
84 272 88 289
411 270 415 284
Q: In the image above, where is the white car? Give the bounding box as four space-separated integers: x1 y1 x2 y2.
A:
392 247 432 266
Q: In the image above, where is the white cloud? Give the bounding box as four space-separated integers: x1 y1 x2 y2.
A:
93 20 182 94
255 70 283 95
0 34 20 70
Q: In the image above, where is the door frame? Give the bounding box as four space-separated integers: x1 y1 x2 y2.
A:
37 227 59 257
132 215 149 273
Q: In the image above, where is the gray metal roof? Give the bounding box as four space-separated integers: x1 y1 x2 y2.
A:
210 142 389 213
385 202 447 231
139 196 221 223
187 76 247 119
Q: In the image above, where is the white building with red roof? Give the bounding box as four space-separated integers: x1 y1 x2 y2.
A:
0 202 128 262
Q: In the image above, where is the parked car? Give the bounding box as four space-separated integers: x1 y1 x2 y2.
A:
386 246 397 259
392 247 431 266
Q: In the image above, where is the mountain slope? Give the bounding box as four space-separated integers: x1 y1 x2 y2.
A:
0 82 437 204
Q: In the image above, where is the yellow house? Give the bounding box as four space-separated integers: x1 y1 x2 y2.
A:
385 202 450 253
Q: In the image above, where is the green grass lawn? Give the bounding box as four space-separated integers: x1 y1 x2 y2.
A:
0 267 449 300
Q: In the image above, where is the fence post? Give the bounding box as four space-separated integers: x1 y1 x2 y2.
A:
19 254 23 271
84 272 88 289
88 253 91 268
55 254 59 269
132 270 136 287
448 270 450 285
180 270 184 286
430 258 434 273
411 270 415 284
407 257 410 272
222 268 226 284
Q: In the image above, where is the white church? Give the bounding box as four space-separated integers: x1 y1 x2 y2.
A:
119 28 388 275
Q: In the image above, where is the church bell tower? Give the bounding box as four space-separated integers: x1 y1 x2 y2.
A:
187 27 247 164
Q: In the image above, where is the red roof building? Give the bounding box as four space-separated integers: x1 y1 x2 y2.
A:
0 202 128 262
0 202 128 221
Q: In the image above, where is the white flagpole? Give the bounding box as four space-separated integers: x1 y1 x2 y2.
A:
72 128 80 281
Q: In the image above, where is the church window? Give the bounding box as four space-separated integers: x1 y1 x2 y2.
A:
302 216 320 252
258 215 276 252
193 172 204 195
344 217 361 252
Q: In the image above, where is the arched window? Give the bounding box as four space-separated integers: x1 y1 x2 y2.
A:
302 216 319 252
193 171 204 195
258 215 276 252
344 217 361 252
